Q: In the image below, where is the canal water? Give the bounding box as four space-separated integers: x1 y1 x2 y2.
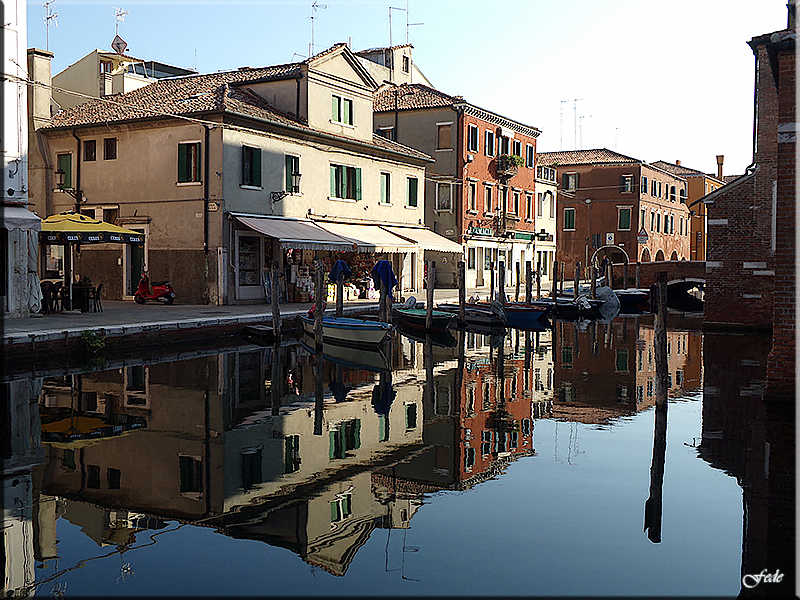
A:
4 315 793 597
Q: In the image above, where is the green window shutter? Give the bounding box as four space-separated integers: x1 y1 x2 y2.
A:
355 168 362 201
286 155 293 191
329 431 337 459
353 419 361 449
330 165 337 197
241 146 249 185
332 96 340 121
58 154 72 189
343 99 352 125
252 147 261 187
178 144 188 182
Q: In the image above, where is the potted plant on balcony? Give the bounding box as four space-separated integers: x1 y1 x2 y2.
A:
496 154 524 176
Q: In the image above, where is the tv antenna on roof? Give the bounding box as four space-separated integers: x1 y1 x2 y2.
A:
111 7 129 53
389 1 422 47
309 1 327 58
43 0 58 52
113 7 129 35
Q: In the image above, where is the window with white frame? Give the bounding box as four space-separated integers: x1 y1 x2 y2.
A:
537 192 544 217
564 207 576 231
513 139 521 157
618 206 632 231
547 191 555 218
331 95 353 125
242 145 262 187
669 185 676 201
467 125 479 152
437 123 452 150
468 181 477 212
499 136 510 155
679 188 687 203
467 247 476 270
284 154 300 193
513 191 520 215
650 211 655 231
526 144 534 168
402 55 410 73
526 194 532 221
177 142 201 183
651 180 657 196
619 174 634 193
641 208 646 229
377 126 395 141
436 182 453 211
642 176 648 195
485 130 495 156
484 184 493 213
563 172 579 190
406 176 418 207
380 172 391 204
330 164 361 200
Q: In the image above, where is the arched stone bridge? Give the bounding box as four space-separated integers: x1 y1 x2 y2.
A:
609 260 706 289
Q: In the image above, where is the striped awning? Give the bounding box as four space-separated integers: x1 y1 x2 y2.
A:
314 222 417 253
234 215 356 251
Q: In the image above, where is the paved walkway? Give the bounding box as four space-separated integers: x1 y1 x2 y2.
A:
7 286 559 356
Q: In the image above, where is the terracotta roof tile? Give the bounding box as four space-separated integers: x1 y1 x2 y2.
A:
374 83 458 111
537 148 641 166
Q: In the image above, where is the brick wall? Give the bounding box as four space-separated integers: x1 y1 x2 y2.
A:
704 40 781 330
766 44 796 396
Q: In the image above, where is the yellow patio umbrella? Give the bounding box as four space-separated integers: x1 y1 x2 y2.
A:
39 212 144 308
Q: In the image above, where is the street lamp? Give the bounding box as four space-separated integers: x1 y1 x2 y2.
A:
270 171 302 202
54 168 85 213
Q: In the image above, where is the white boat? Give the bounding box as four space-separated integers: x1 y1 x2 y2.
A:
300 315 392 347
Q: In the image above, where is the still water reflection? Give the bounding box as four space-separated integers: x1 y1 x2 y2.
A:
3 316 793 597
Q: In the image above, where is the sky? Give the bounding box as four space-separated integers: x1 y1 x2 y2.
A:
25 0 789 177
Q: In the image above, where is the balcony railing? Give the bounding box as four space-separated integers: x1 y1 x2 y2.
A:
496 154 523 179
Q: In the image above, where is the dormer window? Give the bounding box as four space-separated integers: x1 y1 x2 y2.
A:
332 95 353 126
402 55 410 73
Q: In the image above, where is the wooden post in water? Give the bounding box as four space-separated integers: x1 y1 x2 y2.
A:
574 261 581 299
271 260 281 338
499 262 506 303
623 262 629 290
536 266 542 299
560 261 566 296
313 353 324 436
379 280 389 323
335 268 344 318
590 265 597 299
426 260 435 330
644 271 669 543
314 258 324 347
457 260 466 326
551 261 558 299
515 262 521 302
489 265 495 302
636 262 641 288
525 262 533 304
605 261 613 290
270 342 281 416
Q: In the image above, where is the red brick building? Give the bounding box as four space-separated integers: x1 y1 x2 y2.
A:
702 4 795 394
537 149 690 270
373 84 542 289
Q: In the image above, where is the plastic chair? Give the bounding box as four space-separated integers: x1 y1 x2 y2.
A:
90 283 104 312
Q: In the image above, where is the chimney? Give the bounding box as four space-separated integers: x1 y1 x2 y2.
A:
675 159 681 166
27 48 54 131
716 155 724 180
789 1 797 29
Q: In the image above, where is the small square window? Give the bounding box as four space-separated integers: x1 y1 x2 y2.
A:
563 172 579 190
104 138 117 160
84 140 96 162
564 207 576 231
618 207 632 231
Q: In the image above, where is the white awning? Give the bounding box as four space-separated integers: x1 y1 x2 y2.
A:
234 215 356 251
2 206 41 231
314 222 417 253
382 225 462 253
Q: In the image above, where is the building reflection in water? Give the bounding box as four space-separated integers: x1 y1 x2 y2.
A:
0 316 793 592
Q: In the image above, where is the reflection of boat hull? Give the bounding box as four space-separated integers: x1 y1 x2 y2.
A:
300 315 392 347
616 288 651 313
396 323 458 348
501 303 550 329
301 335 390 372
436 302 506 327
395 308 455 332
537 297 605 319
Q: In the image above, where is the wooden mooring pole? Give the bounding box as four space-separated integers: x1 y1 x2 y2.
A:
426 260 435 330
271 260 281 338
574 261 581 299
457 260 466 326
314 257 324 347
489 265 495 302
499 262 506 303
525 262 533 304
335 269 344 318
515 262 521 302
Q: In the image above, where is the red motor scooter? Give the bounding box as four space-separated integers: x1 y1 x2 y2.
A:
134 270 176 304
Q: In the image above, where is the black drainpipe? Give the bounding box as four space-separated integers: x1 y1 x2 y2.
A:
203 125 210 255
71 130 82 212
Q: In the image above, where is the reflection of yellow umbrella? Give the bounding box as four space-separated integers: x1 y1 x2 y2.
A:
41 415 109 434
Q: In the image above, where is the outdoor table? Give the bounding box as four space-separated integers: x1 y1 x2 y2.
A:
63 284 95 312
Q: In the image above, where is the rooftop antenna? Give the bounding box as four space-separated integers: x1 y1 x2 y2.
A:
309 1 327 58
573 98 583 150
389 6 405 47
579 114 591 149
406 0 423 44
43 0 58 52
113 7 128 36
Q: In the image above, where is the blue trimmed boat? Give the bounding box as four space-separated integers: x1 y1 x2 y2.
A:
300 315 392 347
